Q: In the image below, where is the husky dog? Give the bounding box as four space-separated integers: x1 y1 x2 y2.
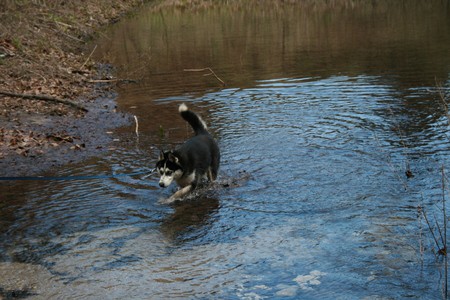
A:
156 104 220 203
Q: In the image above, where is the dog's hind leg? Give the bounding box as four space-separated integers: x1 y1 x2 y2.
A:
210 154 219 181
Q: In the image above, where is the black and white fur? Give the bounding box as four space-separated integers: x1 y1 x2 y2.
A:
156 103 220 203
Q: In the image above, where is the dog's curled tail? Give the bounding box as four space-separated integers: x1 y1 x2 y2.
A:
179 103 208 135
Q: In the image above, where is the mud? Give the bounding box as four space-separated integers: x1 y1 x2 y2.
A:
0 89 132 177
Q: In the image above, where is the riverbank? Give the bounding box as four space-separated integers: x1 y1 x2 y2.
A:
0 0 145 177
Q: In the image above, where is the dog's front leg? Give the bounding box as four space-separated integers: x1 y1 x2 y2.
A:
161 185 192 204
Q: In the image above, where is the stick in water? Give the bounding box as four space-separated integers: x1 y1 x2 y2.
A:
134 115 139 137
183 67 225 86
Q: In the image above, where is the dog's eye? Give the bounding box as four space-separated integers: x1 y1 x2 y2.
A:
166 171 173 175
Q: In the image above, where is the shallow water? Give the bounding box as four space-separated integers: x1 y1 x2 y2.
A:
1 1 450 299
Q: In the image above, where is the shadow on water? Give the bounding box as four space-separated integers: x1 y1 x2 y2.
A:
1 0 450 298
160 196 220 243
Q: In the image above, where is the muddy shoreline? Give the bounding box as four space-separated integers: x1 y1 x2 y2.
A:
0 1 145 177
0 89 132 177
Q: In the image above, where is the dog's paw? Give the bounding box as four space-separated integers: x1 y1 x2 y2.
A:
158 196 179 205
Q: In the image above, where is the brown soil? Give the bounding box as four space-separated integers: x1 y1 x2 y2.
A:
0 0 146 177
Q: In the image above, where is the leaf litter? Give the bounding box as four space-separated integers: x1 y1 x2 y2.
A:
0 0 145 176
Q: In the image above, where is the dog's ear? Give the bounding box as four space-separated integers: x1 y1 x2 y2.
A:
159 150 165 161
168 152 179 164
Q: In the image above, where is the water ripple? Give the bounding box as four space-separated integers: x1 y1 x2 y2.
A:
1 75 449 299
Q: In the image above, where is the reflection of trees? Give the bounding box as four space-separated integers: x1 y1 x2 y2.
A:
96 0 450 95
94 0 450 151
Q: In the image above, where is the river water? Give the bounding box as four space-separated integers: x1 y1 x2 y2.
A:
1 1 450 299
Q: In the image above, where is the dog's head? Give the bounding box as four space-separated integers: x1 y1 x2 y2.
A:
155 151 183 188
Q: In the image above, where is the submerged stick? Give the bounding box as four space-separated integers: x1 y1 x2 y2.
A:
420 206 442 252
0 90 88 112
184 67 226 86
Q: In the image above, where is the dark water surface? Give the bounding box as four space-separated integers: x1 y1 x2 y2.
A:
2 1 450 298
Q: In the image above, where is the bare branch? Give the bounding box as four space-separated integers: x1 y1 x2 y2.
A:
0 91 88 112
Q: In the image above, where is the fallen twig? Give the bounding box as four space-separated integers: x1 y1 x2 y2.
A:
52 28 84 42
54 20 74 29
184 67 226 86
81 44 97 69
0 91 88 112
87 78 138 84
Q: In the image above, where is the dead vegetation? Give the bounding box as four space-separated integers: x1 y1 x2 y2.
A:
0 0 144 165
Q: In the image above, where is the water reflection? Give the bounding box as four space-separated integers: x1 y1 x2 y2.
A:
96 0 450 97
95 0 450 149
